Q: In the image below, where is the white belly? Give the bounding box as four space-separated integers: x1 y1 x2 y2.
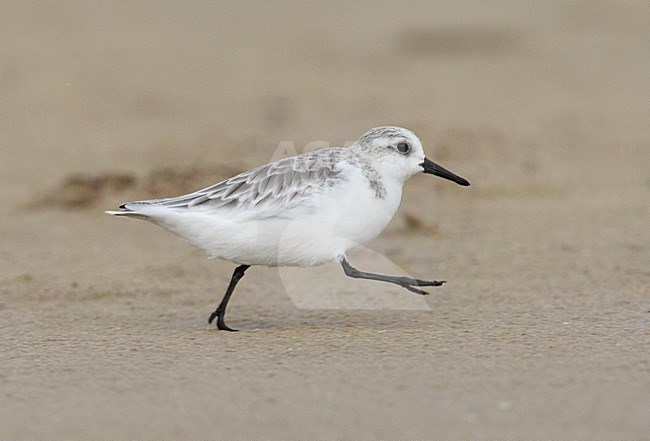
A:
269 172 403 266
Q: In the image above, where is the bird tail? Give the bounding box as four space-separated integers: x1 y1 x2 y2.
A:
105 203 153 220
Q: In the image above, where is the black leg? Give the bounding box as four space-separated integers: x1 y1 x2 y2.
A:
208 265 250 331
340 257 445 295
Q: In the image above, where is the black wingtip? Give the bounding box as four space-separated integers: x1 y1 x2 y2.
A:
119 203 126 209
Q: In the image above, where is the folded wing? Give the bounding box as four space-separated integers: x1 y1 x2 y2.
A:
118 149 347 218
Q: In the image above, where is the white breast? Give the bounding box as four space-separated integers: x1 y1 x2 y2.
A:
267 163 403 266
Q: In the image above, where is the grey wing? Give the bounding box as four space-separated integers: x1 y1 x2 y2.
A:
129 149 347 215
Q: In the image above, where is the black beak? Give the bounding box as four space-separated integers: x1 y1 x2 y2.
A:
420 158 470 186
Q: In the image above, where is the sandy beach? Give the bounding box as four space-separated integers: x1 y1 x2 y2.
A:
1 1 648 439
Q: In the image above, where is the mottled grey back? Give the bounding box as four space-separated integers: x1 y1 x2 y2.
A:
129 149 349 213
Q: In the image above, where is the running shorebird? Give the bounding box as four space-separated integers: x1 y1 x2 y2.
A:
107 126 470 330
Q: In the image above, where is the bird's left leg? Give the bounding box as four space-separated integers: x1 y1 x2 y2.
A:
340 257 445 295
208 264 250 331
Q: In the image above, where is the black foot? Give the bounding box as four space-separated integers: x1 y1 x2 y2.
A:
208 309 238 332
399 279 446 295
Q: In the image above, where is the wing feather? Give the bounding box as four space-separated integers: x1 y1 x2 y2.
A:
124 149 348 217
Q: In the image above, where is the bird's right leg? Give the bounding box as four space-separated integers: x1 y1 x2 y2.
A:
340 257 445 295
208 264 250 331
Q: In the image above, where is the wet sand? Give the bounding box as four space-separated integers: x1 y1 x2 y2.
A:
1 2 648 439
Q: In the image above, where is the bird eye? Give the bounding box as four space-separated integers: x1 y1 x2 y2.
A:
396 142 410 153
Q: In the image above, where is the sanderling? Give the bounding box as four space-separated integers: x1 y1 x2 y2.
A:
107 126 470 331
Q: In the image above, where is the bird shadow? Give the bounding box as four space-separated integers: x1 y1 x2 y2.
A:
216 309 434 332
